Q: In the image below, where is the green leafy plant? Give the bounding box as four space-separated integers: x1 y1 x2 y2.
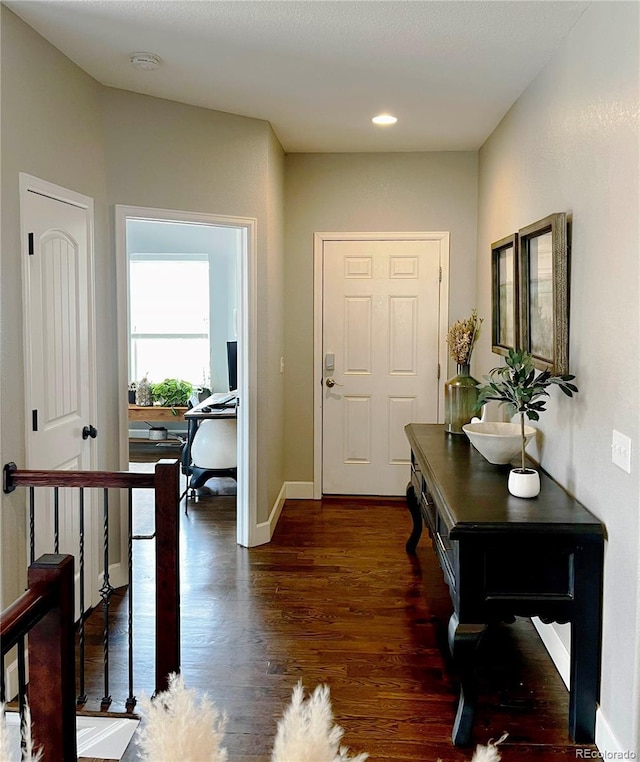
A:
476 349 578 473
150 378 193 412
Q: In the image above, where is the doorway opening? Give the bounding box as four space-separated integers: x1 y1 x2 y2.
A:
116 206 257 547
126 218 238 461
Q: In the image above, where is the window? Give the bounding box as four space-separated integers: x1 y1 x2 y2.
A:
129 254 210 386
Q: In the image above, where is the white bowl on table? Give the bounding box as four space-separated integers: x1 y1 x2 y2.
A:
462 421 536 465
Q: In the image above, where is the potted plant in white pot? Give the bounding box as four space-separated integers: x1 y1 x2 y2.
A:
476 349 578 498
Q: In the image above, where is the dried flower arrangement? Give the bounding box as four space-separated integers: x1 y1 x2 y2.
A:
446 309 483 366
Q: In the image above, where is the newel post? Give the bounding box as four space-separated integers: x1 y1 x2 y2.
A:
154 459 181 694
28 554 77 762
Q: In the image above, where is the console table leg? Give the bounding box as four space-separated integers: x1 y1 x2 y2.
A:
405 483 423 554
569 543 603 743
448 613 487 746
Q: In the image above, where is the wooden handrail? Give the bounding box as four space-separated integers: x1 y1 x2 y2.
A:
0 554 77 762
4 463 155 491
1 581 52 653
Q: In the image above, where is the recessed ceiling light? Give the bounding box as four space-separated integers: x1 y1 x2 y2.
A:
372 114 398 126
130 52 162 71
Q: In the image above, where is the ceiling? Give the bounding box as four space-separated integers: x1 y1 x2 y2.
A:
5 0 590 153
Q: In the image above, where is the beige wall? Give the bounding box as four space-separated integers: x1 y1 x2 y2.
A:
476 2 639 752
266 129 286 506
0 7 109 607
100 88 285 524
283 151 478 480
0 8 287 614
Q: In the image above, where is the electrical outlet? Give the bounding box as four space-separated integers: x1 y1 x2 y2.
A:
612 430 632 473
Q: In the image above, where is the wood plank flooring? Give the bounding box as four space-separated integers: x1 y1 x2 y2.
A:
79 480 594 762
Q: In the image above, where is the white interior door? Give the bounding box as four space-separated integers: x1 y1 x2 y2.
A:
21 177 98 611
322 239 442 495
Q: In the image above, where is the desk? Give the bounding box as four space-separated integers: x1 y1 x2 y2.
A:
182 395 237 496
405 423 604 747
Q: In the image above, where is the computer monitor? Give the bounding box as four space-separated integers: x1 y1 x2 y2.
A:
227 340 238 392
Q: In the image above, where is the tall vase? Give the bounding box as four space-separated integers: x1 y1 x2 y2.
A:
444 363 479 434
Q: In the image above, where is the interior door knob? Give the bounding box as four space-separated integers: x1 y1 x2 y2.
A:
82 424 98 440
325 378 336 388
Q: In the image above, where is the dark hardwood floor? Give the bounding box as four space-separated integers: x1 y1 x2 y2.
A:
79 474 592 761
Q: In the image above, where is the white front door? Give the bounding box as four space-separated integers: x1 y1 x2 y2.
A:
322 238 443 495
21 176 98 610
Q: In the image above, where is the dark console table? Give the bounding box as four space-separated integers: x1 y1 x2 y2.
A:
404 423 604 747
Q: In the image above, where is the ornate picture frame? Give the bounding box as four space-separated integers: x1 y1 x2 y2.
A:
518 213 569 374
491 233 519 358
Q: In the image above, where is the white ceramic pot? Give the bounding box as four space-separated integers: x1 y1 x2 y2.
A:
508 468 540 498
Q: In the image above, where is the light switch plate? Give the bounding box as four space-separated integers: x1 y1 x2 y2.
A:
612 430 632 473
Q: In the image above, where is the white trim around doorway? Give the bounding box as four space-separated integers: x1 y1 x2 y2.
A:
115 205 258 547
312 231 450 500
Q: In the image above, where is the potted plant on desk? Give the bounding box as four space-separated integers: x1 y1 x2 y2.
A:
476 349 578 498
151 378 193 414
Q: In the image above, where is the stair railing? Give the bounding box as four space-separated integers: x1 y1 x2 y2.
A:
1 554 77 762
2 459 180 714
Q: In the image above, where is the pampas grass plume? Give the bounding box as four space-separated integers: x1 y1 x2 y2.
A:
0 702 43 762
470 732 507 762
20 704 42 762
0 704 11 762
271 682 368 762
136 672 228 762
2 676 502 762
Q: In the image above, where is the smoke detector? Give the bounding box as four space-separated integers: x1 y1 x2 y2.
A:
130 52 162 71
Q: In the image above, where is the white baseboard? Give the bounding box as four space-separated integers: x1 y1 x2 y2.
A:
253 483 287 546
253 481 315 545
284 481 314 500
595 706 629 757
100 561 128 591
532 617 570 689
533 619 629 757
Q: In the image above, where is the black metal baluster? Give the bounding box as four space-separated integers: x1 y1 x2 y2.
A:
53 487 60 553
17 635 26 714
77 488 87 706
18 636 27 757
125 488 136 712
29 488 35 565
99 488 113 710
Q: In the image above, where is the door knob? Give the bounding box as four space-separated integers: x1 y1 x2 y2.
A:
82 424 98 440
325 378 336 388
